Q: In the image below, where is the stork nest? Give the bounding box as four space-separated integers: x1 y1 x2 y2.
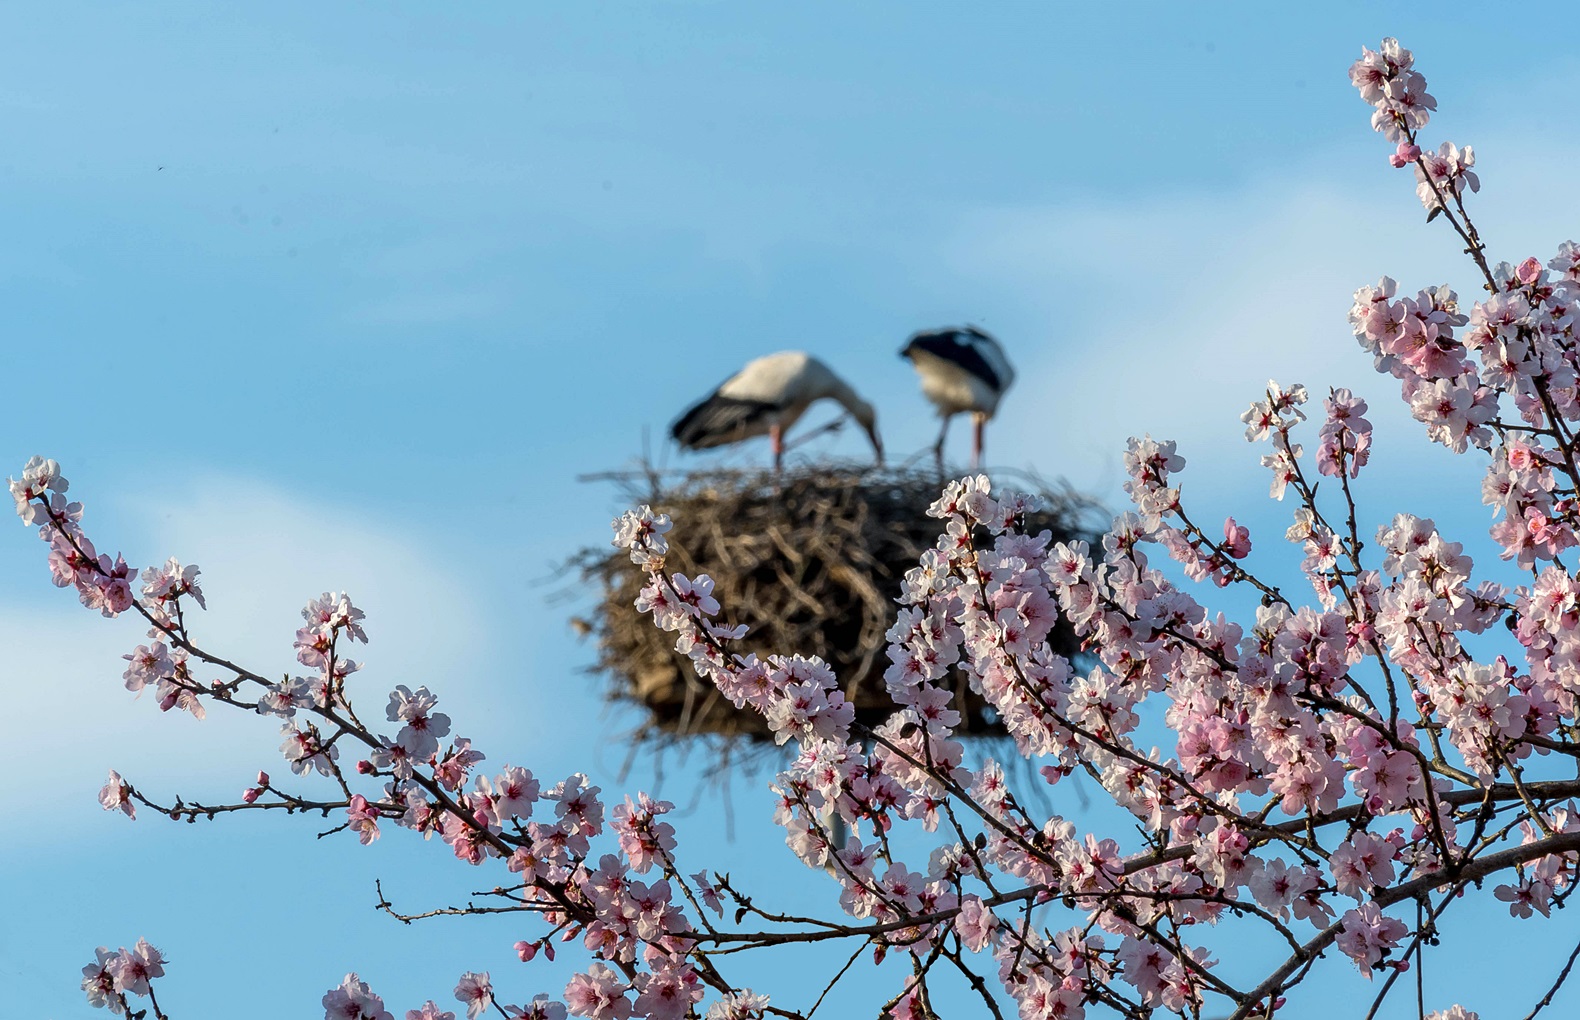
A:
574 463 1104 745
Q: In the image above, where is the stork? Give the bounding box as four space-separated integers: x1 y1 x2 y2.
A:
670 351 883 472
900 325 1016 473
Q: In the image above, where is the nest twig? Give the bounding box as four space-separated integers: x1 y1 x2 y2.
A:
574 462 1104 745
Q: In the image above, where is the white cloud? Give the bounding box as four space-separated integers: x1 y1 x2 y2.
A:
944 137 1580 507
0 475 493 841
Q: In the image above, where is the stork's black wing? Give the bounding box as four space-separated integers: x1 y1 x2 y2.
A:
899 329 1004 391
670 393 779 449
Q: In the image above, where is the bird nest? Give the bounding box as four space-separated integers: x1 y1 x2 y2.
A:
574 464 1103 746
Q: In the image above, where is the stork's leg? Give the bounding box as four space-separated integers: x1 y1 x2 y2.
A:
933 414 952 477
971 414 985 472
771 423 784 473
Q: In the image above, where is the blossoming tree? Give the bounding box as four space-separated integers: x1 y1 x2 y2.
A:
17 40 1580 1020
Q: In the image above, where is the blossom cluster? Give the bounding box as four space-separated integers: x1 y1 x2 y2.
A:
80 939 166 1016
9 475 731 1016
1349 38 1477 215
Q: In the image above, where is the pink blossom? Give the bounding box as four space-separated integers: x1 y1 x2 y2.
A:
323 973 394 1020
454 972 493 1020
550 773 604 837
611 505 673 565
99 770 135 819
703 991 770 1020
1260 438 1302 500
887 989 925 1020
1494 855 1563 918
692 871 723 915
140 557 206 609
611 793 676 874
105 938 165 996
434 738 486 792
1222 517 1251 559
491 765 541 820
1414 142 1478 212
121 641 173 692
1317 388 1372 478
509 998 569 1020
955 894 997 951
1336 904 1408 975
346 795 381 845
386 685 452 760
80 947 120 1011
564 963 632 1020
632 962 702 1020
1329 831 1398 898
280 721 340 777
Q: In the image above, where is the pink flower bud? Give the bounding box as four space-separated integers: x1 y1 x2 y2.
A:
1223 517 1252 559
1518 256 1543 285
1389 141 1420 168
357 759 375 775
256 771 270 786
242 788 260 804
514 940 537 962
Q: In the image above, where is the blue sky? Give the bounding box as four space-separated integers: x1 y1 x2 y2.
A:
5 4 1580 1017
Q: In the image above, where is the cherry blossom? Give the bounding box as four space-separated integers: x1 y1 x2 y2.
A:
323 973 394 1020
106 939 166 996
98 769 135 819
611 506 672 566
510 997 569 1020
1336 904 1409 975
80 948 121 1012
564 963 632 1020
347 794 381 845
454 972 493 1019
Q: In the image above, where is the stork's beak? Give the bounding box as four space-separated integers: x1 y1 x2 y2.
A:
866 424 885 467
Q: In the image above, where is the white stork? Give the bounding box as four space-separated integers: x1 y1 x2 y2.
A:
899 326 1016 473
670 351 883 472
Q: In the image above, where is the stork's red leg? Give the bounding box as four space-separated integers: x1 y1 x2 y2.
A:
771 423 784 473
